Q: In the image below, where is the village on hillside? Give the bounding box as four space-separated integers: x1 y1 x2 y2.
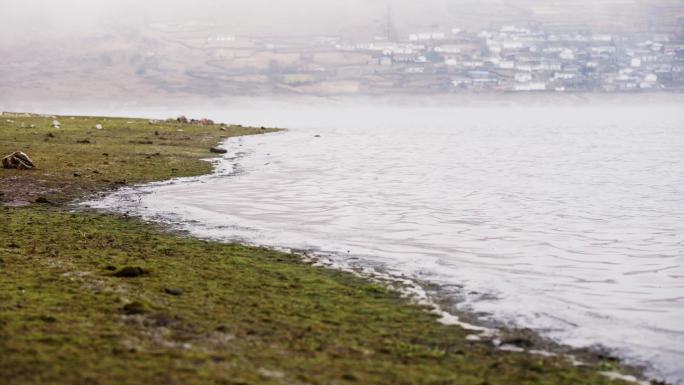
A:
150 19 684 95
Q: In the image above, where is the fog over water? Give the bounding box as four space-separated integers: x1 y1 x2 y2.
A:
89 101 684 384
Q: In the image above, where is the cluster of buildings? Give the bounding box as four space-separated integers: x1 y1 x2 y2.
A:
334 25 684 92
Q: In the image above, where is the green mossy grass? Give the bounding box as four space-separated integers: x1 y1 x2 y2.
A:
0 114 633 384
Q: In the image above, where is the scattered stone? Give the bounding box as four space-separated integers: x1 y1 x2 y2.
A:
105 265 117 271
176 115 189 124
95 124 103 130
164 287 184 296
113 266 147 278
38 315 58 323
2 151 35 170
34 197 52 204
76 139 91 144
29 124 36 128
46 133 55 138
210 147 228 154
314 134 321 138
73 172 81 177
121 301 148 315
219 127 227 131
258 368 286 381
51 120 61 128
154 130 160 136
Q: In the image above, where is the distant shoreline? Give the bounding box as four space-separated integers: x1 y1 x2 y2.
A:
4 92 684 117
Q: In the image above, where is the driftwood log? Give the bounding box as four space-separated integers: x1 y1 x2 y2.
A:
2 151 35 170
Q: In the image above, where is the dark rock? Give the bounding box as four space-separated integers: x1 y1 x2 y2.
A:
38 315 58 323
113 266 147 278
76 139 91 144
314 135 321 138
73 172 81 177
2 151 35 170
148 312 180 327
34 197 52 204
210 147 228 154
105 265 117 271
164 287 183 296
121 301 148 315
46 133 55 138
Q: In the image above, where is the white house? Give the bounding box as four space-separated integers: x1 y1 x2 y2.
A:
559 49 575 60
515 73 532 82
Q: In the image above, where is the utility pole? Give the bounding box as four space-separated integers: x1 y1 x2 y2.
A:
385 2 394 42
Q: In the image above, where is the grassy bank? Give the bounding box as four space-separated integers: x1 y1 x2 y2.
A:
1 114 636 385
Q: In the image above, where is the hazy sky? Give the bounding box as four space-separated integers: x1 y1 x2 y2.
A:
0 0 664 44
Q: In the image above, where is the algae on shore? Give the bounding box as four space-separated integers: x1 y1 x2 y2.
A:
0 114 637 385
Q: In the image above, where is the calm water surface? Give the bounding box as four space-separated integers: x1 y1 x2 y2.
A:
95 104 684 383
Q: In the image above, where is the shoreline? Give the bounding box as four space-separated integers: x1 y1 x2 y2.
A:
0 113 659 384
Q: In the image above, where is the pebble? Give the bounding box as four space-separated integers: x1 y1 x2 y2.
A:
113 266 147 278
210 147 228 154
164 287 184 296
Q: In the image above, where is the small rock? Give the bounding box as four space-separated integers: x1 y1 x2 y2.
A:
314 135 321 138
34 197 52 204
76 139 91 144
219 127 227 131
210 147 228 154
121 301 148 315
95 124 103 130
29 124 36 128
2 151 35 170
51 120 61 128
113 266 147 278
164 287 183 296
73 172 81 177
105 265 117 271
38 315 58 323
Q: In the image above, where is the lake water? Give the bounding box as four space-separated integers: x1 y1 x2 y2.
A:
92 102 684 383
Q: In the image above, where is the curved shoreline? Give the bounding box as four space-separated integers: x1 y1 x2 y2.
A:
87 130 663 384
0 113 659 385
